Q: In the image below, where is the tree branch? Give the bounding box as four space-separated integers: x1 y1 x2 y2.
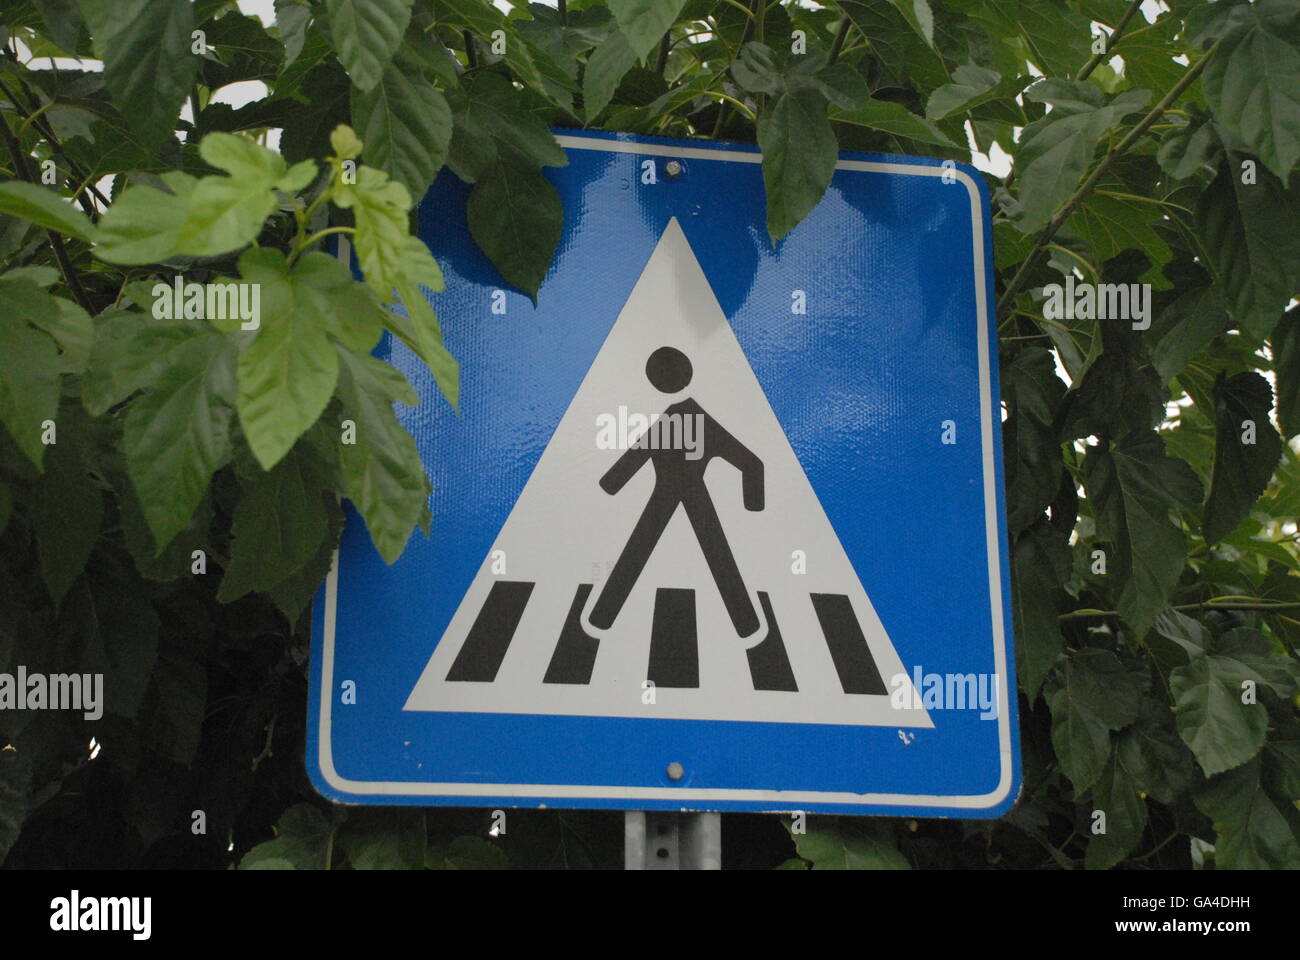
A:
1060 600 1300 621
1075 0 1144 83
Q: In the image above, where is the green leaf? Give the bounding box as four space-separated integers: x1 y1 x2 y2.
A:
352 38 453 199
334 346 430 564
78 0 198 147
466 162 563 302
788 822 910 870
441 835 510 869
1274 311 1299 439
0 182 95 243
829 97 958 147
218 449 330 602
926 64 1001 121
0 273 91 374
1012 88 1149 233
445 73 570 182
1085 751 1147 870
1197 160 1300 341
92 172 198 265
264 489 343 624
29 437 102 605
1068 189 1172 287
1082 432 1203 636
1011 521 1069 700
1153 608 1209 661
607 0 686 61
124 330 239 549
323 0 414 93
1002 347 1067 533
1194 757 1300 869
958 0 1092 80
583 26 640 121
333 166 415 294
75 576 161 720
81 307 207 416
235 249 340 470
1157 120 1220 181
1046 648 1142 793
0 316 63 471
758 88 838 243
34 0 85 53
836 0 948 96
332 167 458 401
176 133 289 257
887 0 935 47
0 748 29 865
239 803 336 870
1200 0 1300 181
1147 286 1228 383
1115 698 1195 806
1203 372 1284 544
337 808 427 869
731 42 784 97
274 0 312 65
1170 654 1268 777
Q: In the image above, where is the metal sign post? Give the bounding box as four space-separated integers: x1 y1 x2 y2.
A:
625 811 721 870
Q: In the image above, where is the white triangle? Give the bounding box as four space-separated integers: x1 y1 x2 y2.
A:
405 219 931 728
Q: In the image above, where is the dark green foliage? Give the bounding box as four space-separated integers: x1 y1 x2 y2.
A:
0 0 1296 871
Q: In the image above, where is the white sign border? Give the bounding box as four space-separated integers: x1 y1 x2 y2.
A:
315 133 1016 812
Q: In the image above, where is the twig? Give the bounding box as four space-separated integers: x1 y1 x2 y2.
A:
0 69 109 217
1060 600 1300 621
1075 0 1144 83
997 41 1219 317
0 113 94 312
251 713 277 771
828 18 853 66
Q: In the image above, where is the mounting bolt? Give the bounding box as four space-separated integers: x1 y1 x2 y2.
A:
666 761 685 781
664 160 684 178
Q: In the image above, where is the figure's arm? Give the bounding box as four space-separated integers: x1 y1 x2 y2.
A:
705 416 764 511
600 444 651 494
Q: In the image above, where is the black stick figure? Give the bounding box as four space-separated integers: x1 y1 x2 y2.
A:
589 347 764 637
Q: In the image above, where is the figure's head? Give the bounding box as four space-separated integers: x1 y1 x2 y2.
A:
646 346 692 393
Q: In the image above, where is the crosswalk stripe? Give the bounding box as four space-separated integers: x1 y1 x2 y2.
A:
647 587 699 688
809 593 888 695
745 591 798 691
445 580 534 682
446 583 894 698
543 584 601 684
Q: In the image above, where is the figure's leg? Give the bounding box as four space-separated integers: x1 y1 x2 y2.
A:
589 494 678 630
683 495 759 637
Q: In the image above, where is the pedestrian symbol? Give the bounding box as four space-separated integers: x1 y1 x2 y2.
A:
405 218 931 728
591 344 765 639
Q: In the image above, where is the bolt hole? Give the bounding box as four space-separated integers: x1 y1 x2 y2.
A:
656 847 669 859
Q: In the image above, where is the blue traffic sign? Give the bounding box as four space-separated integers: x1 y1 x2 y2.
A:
308 129 1020 816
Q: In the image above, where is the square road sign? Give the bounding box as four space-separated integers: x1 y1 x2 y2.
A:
308 129 1020 816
